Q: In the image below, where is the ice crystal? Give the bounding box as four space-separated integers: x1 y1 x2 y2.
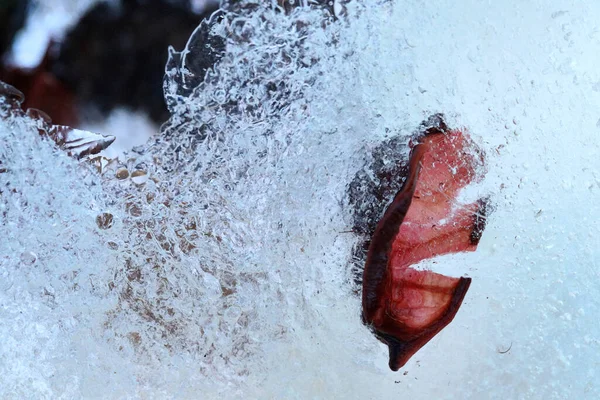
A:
2 0 600 398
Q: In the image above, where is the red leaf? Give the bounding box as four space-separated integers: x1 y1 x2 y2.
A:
362 124 488 371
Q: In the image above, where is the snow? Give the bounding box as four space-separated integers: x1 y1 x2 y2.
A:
1 0 600 399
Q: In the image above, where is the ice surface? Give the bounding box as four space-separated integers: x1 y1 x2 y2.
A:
2 0 600 398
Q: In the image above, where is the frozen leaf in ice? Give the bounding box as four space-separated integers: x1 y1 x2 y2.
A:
46 125 116 159
1 80 116 159
25 108 52 125
361 116 489 370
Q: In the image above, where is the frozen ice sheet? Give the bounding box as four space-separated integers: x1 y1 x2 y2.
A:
1 1 600 398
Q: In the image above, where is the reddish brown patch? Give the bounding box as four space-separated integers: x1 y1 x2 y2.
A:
1 43 78 127
362 126 487 371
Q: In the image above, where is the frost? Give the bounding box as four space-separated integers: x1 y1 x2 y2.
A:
2 0 600 399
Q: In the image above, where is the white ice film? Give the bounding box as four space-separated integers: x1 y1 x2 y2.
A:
1 1 600 399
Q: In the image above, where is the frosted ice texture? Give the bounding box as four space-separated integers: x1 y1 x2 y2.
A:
2 0 600 398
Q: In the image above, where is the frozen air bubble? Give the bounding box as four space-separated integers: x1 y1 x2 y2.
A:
19 251 37 266
96 213 114 230
116 168 129 180
130 170 148 185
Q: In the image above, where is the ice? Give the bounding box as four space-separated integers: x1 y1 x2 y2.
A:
2 0 600 398
85 108 156 159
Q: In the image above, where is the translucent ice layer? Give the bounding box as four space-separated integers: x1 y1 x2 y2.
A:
1 1 600 398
